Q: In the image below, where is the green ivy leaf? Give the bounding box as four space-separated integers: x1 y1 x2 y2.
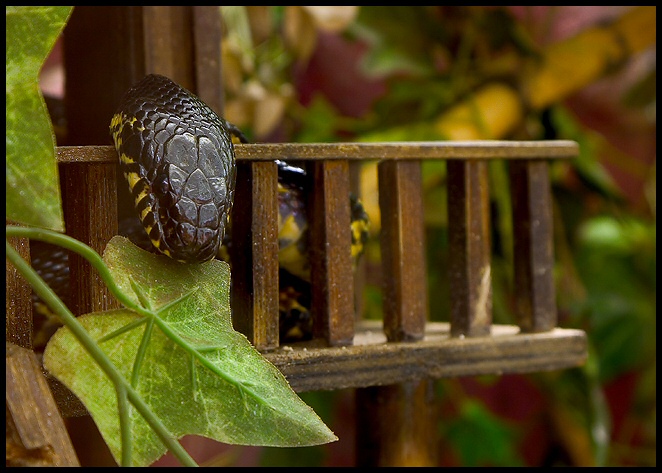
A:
6 6 72 231
43 236 337 466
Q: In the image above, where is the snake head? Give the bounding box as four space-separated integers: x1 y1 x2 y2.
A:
110 74 239 264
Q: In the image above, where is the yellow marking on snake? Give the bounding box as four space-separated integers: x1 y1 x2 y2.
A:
279 246 309 281
351 219 369 258
140 206 152 221
278 214 305 243
110 114 127 145
120 152 135 165
124 170 143 191
110 113 123 130
134 188 149 208
144 224 162 251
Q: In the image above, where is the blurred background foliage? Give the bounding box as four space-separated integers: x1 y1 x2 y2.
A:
208 6 655 467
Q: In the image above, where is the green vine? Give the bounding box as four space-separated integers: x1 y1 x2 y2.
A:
6 227 198 466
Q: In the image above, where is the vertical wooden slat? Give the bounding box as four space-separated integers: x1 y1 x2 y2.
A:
192 6 224 114
308 160 355 346
64 6 146 146
447 160 492 337
142 6 195 89
509 160 557 332
377 160 427 342
60 163 119 316
356 379 437 466
6 226 33 349
230 161 280 350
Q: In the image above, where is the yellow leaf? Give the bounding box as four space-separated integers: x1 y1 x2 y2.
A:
434 83 523 140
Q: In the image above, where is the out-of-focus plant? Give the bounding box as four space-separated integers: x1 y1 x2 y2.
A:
220 6 655 466
220 6 359 140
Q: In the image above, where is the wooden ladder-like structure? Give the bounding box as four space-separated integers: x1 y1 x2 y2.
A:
6 7 587 467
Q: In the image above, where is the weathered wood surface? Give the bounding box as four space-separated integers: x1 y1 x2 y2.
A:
264 320 587 392
60 162 120 316
447 160 492 337
142 6 195 90
230 161 280 350
192 5 225 114
378 160 427 341
64 6 147 146
510 160 557 332
6 226 33 349
356 379 437 466
6 342 80 466
308 160 355 346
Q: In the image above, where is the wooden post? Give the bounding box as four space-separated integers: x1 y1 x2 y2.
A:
377 160 427 341
63 6 147 146
193 6 225 114
355 160 433 466
356 379 437 466
142 6 195 89
308 160 355 346
447 160 492 337
509 160 557 332
60 162 119 316
6 342 80 466
230 161 280 350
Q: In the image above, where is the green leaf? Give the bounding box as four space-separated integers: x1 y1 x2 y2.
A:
43 236 337 466
6 6 72 231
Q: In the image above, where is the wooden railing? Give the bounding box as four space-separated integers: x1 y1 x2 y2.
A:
49 140 587 394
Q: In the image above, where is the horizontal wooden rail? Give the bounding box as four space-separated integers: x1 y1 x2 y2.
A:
55 141 579 164
265 320 587 392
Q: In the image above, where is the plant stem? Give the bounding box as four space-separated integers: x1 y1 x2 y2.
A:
6 229 198 467
5 226 150 317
